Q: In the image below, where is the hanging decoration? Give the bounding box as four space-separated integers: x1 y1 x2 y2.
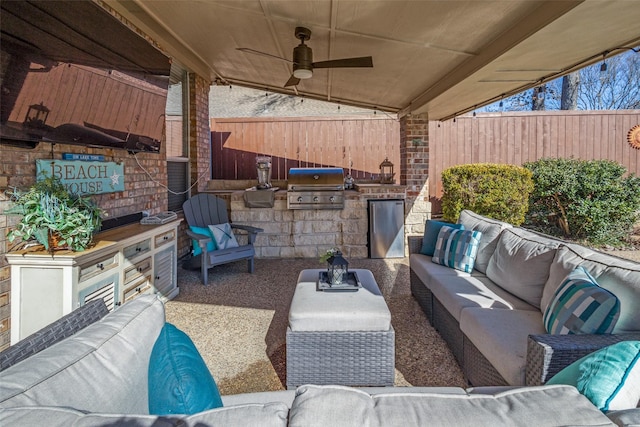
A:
628 125 640 150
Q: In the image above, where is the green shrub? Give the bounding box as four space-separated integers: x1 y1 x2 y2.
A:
441 163 533 225
523 158 640 246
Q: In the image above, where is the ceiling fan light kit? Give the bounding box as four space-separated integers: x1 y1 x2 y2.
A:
238 26 372 87
293 68 313 79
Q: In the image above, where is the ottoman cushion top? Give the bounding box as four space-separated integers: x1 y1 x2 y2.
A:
289 269 391 332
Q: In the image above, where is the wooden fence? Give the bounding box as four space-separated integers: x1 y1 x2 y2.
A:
210 116 400 181
428 110 640 212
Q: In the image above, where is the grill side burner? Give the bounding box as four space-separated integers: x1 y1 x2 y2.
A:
287 167 345 210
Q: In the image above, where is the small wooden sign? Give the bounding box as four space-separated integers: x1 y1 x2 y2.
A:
36 159 125 195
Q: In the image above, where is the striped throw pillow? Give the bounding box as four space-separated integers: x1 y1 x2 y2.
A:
543 266 620 335
431 226 482 273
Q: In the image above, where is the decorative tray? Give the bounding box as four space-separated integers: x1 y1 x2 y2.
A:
317 271 361 292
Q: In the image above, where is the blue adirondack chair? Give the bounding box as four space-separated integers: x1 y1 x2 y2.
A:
182 193 263 284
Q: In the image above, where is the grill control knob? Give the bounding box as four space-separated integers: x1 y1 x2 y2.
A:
313 196 319 202
297 196 303 202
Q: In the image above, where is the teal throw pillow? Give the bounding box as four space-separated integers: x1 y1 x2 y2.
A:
420 220 464 256
543 266 620 335
431 226 482 273
148 323 223 415
190 225 216 257
209 223 239 249
547 341 640 412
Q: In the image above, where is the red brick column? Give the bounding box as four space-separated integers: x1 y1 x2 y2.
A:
188 73 211 194
400 113 431 235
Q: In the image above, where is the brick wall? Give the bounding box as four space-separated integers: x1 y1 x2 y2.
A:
0 142 169 350
188 73 211 194
400 113 431 236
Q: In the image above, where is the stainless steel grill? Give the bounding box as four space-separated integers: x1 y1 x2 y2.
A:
287 167 345 210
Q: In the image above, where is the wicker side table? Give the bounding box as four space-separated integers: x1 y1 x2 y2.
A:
286 269 395 389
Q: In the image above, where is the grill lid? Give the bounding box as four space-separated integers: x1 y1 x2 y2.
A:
288 167 344 191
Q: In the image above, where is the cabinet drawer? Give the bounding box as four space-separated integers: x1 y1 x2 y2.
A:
79 252 119 283
123 239 151 260
124 257 152 284
155 230 175 248
123 276 152 303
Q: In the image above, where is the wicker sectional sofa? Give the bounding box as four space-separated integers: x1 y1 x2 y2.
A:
0 295 635 426
409 209 640 387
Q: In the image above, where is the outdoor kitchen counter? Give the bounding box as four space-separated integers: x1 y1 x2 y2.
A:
225 185 410 259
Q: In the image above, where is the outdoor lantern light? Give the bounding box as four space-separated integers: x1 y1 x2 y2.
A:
379 157 395 184
24 102 50 129
327 250 348 286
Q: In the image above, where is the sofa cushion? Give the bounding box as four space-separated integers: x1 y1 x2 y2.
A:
190 225 216 256
547 341 640 412
429 275 537 322
420 220 464 256
0 295 165 414
410 254 483 291
287 384 613 427
460 308 546 385
543 266 620 335
485 228 560 308
209 223 239 249
457 210 512 274
542 243 640 333
432 227 482 273
148 323 223 415
0 403 290 427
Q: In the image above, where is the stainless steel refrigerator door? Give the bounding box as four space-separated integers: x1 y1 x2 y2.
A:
369 200 404 258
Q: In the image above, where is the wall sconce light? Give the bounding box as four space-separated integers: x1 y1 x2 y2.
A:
24 102 50 129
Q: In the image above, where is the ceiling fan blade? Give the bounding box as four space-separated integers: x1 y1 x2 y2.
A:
236 47 292 63
284 75 300 87
312 56 373 69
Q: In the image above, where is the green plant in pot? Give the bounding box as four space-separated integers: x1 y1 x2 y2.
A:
4 176 104 252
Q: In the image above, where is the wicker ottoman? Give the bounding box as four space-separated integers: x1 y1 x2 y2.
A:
286 269 395 389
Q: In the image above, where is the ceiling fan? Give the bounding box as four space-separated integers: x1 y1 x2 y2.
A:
237 26 373 87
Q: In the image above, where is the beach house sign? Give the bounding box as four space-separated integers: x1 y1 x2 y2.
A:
36 159 125 195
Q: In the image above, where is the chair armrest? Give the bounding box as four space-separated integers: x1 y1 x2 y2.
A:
526 332 640 386
186 229 214 254
0 299 109 371
186 229 212 244
408 236 423 255
231 224 263 244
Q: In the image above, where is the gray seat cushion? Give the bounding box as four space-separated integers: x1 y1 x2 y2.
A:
0 295 165 414
429 275 537 322
409 253 484 291
288 384 613 427
460 307 546 386
0 402 290 427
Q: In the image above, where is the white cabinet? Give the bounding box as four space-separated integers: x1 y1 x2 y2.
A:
6 219 181 344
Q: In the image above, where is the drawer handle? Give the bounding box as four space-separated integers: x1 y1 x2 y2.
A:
97 263 104 270
155 275 160 280
136 247 142 252
163 236 169 240
138 267 143 272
